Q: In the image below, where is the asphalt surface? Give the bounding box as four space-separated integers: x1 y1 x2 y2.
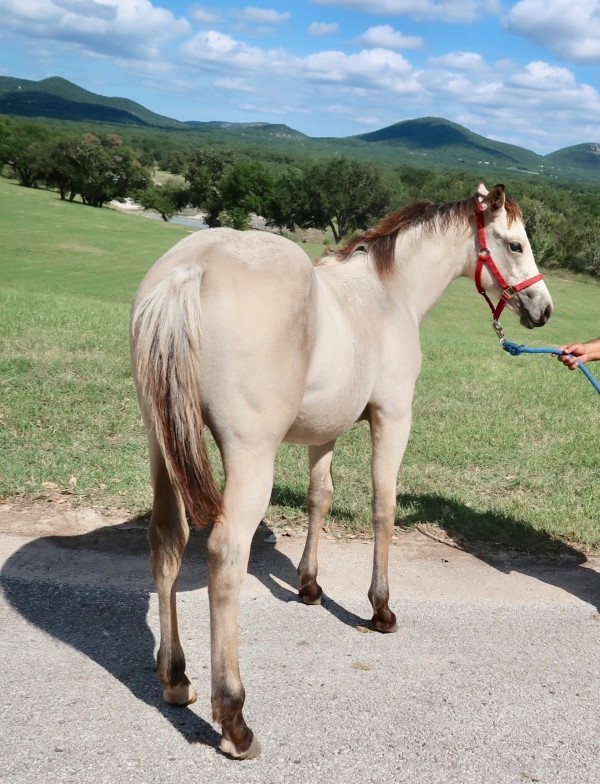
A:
1 504 599 784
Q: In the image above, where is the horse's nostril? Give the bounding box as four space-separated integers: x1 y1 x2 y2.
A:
543 304 552 323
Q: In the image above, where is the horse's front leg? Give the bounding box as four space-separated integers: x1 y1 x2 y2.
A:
368 408 412 633
207 450 274 760
147 436 196 705
297 441 336 604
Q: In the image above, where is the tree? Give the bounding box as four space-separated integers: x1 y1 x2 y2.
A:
137 181 188 222
571 217 600 276
263 167 308 233
0 122 55 187
66 133 149 208
300 157 391 243
519 196 574 269
185 148 235 227
220 159 273 229
44 135 83 200
184 149 274 229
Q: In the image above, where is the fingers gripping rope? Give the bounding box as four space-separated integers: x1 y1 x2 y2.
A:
501 340 600 396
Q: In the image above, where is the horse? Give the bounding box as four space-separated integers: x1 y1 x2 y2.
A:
130 183 553 760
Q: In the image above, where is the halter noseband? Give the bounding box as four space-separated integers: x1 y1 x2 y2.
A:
474 199 543 329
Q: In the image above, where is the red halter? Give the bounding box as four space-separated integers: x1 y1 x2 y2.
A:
475 199 543 322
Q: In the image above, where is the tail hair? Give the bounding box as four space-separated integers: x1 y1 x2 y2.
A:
131 265 222 526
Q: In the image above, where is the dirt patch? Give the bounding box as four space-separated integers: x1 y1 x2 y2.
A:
0 499 597 572
1 501 599 608
0 499 140 539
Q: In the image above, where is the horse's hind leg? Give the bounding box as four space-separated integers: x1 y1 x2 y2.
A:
207 447 275 760
297 441 335 604
147 435 196 705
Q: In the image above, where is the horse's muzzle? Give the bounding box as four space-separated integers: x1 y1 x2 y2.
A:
519 300 553 329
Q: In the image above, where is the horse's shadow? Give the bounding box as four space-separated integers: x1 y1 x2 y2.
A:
2 487 598 751
0 495 367 749
397 492 600 611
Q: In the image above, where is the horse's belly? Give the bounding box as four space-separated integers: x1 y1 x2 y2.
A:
284 388 368 445
284 293 376 445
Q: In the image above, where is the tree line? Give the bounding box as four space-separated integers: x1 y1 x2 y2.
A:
2 116 600 277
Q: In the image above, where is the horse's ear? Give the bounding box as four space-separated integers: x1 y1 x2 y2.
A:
484 184 505 213
476 182 489 200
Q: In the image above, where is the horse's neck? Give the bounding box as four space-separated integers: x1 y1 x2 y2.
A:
391 226 473 323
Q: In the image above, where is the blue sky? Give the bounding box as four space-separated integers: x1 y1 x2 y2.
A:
2 1 600 154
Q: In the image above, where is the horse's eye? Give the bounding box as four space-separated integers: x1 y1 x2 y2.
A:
509 241 523 253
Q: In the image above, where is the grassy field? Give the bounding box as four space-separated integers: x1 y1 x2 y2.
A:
1 178 599 552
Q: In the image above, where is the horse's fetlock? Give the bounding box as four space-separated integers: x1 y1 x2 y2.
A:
212 680 245 723
157 644 186 687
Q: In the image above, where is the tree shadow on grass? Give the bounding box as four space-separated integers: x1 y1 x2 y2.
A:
397 492 600 611
268 483 600 613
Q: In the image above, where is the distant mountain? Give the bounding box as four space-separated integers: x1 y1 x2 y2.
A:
3 75 600 184
545 143 600 172
183 120 307 140
0 76 186 128
355 117 544 173
0 76 309 141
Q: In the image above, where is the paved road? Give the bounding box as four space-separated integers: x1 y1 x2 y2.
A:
0 505 599 784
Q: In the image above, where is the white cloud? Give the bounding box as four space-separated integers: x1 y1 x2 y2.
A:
52 0 116 20
428 52 484 70
420 53 600 150
505 0 600 63
0 0 189 59
180 30 288 72
181 30 422 97
355 114 381 125
303 48 421 94
214 77 255 92
355 25 422 50
319 103 380 125
242 102 285 115
237 6 291 24
312 0 499 23
308 21 339 36
189 4 218 24
506 61 578 91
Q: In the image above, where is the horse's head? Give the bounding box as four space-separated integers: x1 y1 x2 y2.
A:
474 183 552 329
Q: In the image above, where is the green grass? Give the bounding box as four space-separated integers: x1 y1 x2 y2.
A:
1 178 599 552
0 179 189 302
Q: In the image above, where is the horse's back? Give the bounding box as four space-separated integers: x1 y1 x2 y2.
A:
134 227 314 299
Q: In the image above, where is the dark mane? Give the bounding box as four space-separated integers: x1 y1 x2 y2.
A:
336 195 523 278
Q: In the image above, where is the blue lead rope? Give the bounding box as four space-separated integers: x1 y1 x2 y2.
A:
501 340 600 396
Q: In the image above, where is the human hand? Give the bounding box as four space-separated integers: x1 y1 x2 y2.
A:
557 342 588 370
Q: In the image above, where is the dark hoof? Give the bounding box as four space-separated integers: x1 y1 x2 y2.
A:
298 582 323 605
370 610 398 633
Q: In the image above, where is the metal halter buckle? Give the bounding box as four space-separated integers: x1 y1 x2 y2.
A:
492 320 506 342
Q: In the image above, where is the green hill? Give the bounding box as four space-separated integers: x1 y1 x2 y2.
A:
544 144 600 181
355 117 544 173
0 76 185 129
182 120 308 140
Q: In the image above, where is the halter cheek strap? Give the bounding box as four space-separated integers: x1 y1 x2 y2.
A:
475 200 543 322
